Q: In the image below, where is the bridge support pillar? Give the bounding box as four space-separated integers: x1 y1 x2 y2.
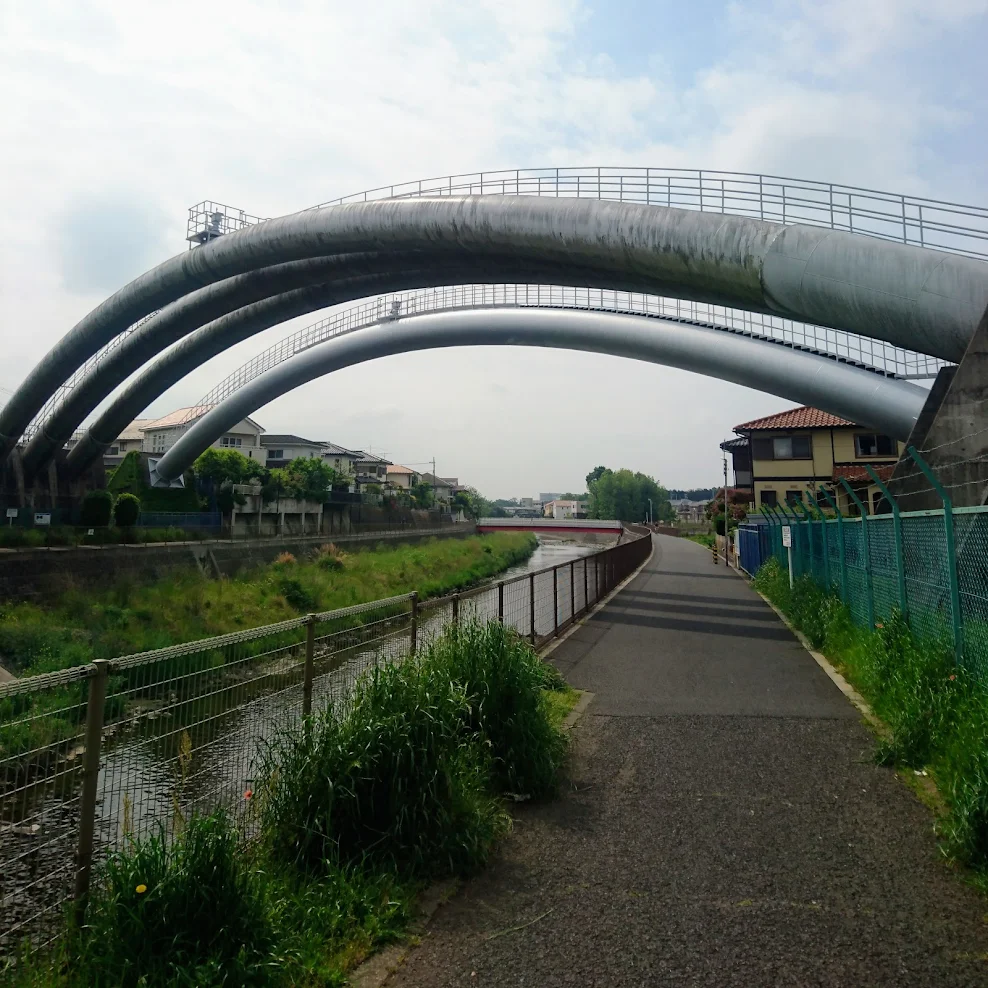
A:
889 303 988 510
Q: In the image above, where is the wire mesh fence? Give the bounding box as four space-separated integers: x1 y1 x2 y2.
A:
0 531 650 953
738 504 988 676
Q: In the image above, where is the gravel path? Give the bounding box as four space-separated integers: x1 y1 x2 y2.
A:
388 535 988 987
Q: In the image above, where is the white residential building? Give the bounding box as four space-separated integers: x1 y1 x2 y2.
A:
140 406 265 461
386 465 420 490
260 434 326 467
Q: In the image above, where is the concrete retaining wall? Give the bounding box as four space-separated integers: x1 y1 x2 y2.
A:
0 523 478 601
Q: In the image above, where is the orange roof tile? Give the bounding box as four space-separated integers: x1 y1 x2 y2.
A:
735 406 857 432
832 464 895 483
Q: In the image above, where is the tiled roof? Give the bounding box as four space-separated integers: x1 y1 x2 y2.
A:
260 434 323 447
117 418 152 442
387 465 417 474
734 406 857 432
719 436 749 451
833 464 895 483
319 443 360 457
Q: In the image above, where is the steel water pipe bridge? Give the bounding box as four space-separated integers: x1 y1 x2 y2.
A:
3 167 987 487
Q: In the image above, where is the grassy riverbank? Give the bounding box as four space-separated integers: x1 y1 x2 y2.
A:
9 622 570 987
0 533 536 679
753 558 988 886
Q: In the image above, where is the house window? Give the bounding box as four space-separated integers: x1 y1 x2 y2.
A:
151 432 166 453
786 490 804 505
268 449 283 459
751 436 812 460
773 436 812 459
108 446 119 456
220 436 243 448
855 434 896 457
760 490 778 507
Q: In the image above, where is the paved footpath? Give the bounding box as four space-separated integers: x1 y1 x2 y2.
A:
390 536 988 987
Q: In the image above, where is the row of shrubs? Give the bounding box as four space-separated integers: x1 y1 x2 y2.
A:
753 558 988 874
17 620 571 987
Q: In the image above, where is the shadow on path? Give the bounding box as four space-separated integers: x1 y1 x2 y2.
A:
389 536 988 988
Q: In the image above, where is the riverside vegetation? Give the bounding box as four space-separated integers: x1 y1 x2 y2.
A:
753 557 988 884
0 533 536 679
8 621 577 987
0 533 536 763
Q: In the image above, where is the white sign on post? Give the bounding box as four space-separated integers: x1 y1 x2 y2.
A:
34 512 51 526
781 525 795 587
5 507 17 522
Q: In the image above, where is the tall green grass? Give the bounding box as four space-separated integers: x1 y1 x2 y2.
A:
753 557 988 873
261 620 566 876
15 619 569 986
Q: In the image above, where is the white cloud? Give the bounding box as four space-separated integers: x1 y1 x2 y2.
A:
1 0 985 497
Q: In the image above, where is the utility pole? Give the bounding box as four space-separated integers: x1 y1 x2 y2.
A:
723 449 730 566
432 457 436 506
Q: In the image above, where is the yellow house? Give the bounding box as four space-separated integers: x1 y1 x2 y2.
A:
729 406 904 515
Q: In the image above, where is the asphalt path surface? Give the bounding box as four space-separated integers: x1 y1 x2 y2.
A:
389 535 988 987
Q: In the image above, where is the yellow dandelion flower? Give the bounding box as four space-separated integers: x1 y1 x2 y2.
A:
136 884 147 894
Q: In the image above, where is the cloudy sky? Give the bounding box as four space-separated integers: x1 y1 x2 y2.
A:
1 0 986 498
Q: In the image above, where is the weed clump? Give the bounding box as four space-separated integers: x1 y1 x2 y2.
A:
313 543 348 571
76 812 276 987
260 620 567 876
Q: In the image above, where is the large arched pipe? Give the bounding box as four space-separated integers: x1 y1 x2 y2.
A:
29 249 585 475
152 308 929 485
40 255 601 478
4 196 985 464
61 261 626 480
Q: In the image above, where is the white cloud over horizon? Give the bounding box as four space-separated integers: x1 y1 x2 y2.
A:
1 0 985 498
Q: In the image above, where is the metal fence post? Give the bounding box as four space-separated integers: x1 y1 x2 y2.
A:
865 465 908 618
452 592 460 626
570 560 576 622
907 446 963 664
302 613 316 716
74 659 110 924
529 573 536 644
552 567 559 636
818 489 847 604
839 480 876 630
409 591 418 655
583 558 589 613
497 581 504 623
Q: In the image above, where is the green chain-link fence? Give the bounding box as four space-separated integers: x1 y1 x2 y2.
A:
752 496 988 678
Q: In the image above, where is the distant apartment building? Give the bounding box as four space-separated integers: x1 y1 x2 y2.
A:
671 499 707 523
542 498 587 519
105 419 152 469
260 434 326 469
138 406 265 461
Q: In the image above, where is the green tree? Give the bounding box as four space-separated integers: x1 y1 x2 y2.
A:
81 489 113 527
279 457 337 502
193 448 265 514
585 465 607 490
113 492 141 527
587 467 674 523
410 482 435 509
